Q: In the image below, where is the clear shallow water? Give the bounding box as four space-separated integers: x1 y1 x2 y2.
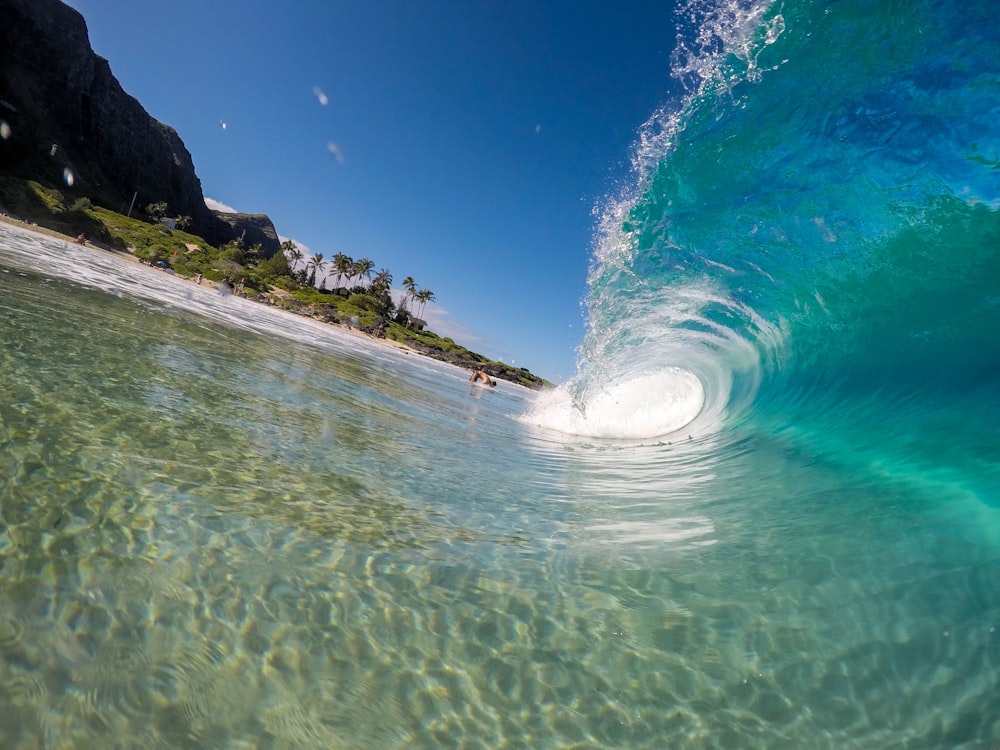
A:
2 0 1000 745
2 224 998 749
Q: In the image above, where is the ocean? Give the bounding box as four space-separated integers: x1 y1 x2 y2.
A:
2 0 999 747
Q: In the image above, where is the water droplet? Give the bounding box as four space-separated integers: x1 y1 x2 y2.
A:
0 120 10 140
62 168 74 186
327 142 344 163
219 119 227 130
313 86 329 106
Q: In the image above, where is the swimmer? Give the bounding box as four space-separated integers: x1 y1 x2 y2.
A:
469 370 496 387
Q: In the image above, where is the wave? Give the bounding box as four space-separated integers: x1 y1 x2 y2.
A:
526 0 1000 450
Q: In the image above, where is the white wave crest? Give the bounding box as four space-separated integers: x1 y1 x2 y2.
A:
522 367 705 440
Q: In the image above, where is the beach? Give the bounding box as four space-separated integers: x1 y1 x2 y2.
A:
0 212 419 357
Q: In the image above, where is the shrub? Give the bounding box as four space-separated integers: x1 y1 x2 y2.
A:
346 293 379 312
28 181 67 212
211 259 243 279
258 252 292 279
136 244 170 263
269 275 298 292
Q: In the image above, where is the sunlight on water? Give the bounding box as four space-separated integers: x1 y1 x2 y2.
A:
2 217 1000 748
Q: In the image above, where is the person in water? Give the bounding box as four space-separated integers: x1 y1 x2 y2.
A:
469 370 496 387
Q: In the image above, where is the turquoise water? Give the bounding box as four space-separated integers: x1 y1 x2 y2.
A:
3 0 1000 746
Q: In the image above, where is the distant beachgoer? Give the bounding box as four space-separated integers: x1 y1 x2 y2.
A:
469 370 496 387
75 233 86 244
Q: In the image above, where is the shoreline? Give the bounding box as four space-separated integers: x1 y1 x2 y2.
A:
0 213 429 362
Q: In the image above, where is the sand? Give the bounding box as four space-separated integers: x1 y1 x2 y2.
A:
0 213 420 357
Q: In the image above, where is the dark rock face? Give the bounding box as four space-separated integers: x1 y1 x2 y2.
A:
213 212 281 258
0 0 276 254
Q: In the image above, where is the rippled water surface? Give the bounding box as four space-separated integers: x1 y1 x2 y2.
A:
2 223 998 748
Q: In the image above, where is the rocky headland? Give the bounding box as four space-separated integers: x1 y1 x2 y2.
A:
0 0 278 256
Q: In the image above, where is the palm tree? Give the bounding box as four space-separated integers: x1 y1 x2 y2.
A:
371 268 393 293
330 253 351 288
281 240 300 263
281 240 305 282
352 258 375 290
368 269 395 317
415 288 435 320
245 243 264 264
400 276 416 311
282 241 304 281
332 252 352 290
306 252 326 288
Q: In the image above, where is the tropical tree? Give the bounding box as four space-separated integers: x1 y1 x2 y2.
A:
175 215 192 230
365 268 394 318
145 201 168 220
332 252 352 290
371 268 393 293
400 276 416 311
352 257 375 290
219 238 245 264
282 241 305 283
258 247 293 281
415 288 435 320
245 242 264 265
281 240 301 263
306 252 326 287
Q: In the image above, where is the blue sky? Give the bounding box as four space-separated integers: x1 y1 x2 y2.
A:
63 0 681 382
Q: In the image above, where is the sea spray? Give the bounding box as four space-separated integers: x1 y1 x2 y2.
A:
526 0 786 440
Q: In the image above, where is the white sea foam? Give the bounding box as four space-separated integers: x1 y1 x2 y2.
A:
521 367 704 440
557 0 785 444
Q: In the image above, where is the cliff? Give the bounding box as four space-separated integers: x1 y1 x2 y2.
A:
0 0 278 257
214 212 282 256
